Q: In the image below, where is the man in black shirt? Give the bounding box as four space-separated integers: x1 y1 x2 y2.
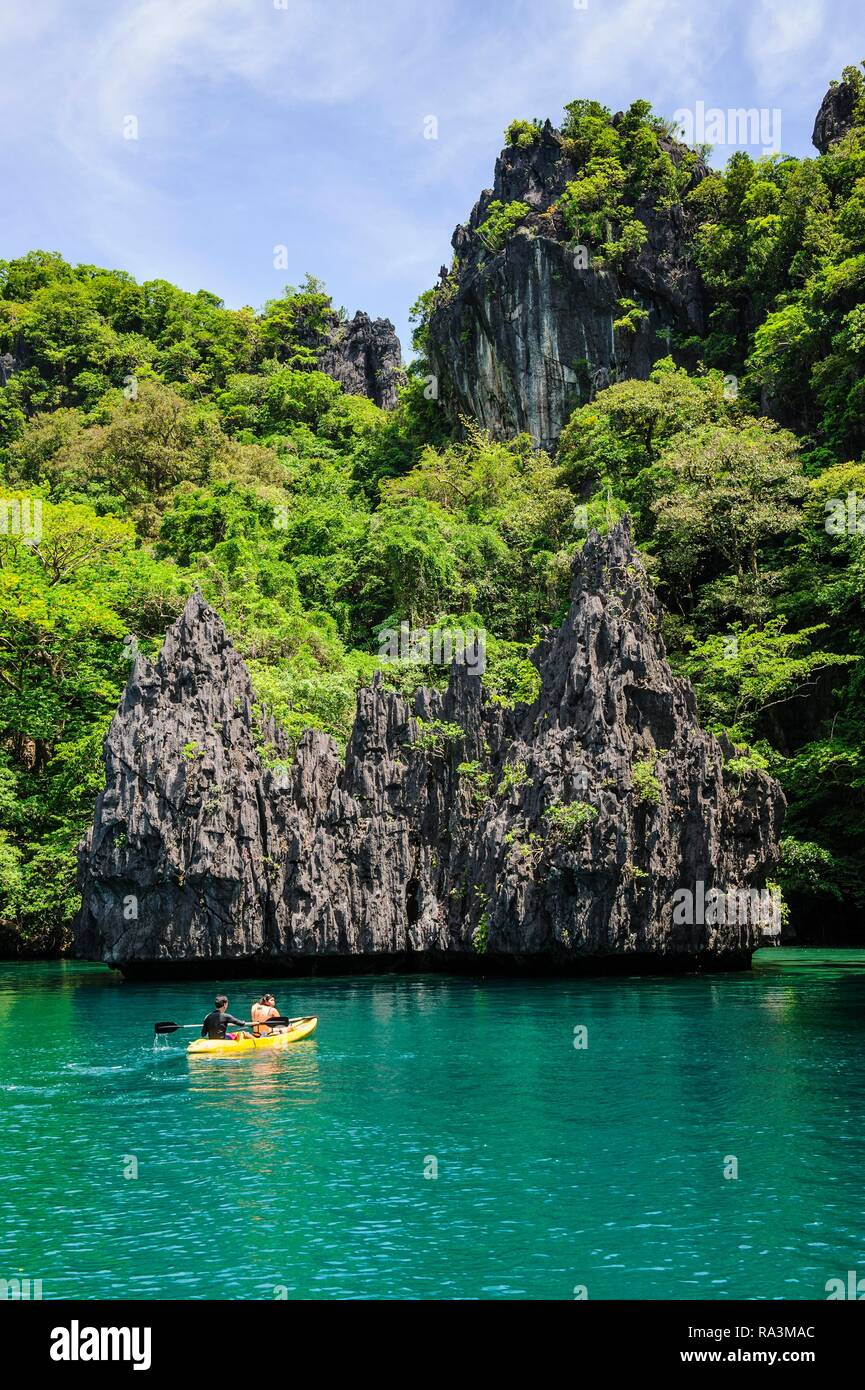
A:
201 995 252 1040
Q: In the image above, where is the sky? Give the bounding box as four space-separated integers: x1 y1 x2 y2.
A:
1 0 864 355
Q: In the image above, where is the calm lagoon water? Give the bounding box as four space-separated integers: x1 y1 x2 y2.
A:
1 950 864 1301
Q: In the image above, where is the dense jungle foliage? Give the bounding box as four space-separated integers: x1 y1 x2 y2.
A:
2 64 864 950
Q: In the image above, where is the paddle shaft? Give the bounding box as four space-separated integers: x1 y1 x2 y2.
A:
155 1015 305 1035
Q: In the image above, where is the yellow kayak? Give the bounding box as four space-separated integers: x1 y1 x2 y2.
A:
187 1016 318 1056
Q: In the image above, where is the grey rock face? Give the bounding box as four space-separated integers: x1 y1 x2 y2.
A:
427 123 706 451
812 77 859 153
0 351 19 387
76 523 784 974
318 310 403 409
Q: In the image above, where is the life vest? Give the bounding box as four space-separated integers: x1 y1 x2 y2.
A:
251 1003 278 1035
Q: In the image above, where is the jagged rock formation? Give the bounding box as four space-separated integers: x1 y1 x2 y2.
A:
318 310 403 408
76 523 784 976
426 121 707 451
812 76 860 153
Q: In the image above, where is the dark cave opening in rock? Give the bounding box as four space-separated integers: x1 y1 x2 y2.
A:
406 879 421 927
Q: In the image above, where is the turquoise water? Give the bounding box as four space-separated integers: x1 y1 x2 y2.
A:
1 951 864 1301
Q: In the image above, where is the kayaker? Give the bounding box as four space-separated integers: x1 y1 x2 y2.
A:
201 995 252 1041
251 992 283 1036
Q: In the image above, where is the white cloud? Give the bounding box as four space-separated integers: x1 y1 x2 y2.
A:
6 0 713 210
746 0 825 86
2 0 864 344
745 0 855 100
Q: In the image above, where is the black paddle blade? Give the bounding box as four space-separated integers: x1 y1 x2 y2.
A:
154 1022 180 1034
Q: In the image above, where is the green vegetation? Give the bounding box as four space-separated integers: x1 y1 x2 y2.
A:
498 760 530 796
477 201 532 254
613 298 650 335
504 119 543 149
543 800 598 847
0 256 573 951
557 98 700 263
558 348 865 920
413 719 465 754
679 65 865 462
472 912 490 954
4 61 865 949
457 760 492 805
509 62 865 929
631 758 662 806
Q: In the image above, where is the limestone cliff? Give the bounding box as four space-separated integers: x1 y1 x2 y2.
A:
812 75 860 154
426 121 706 451
76 523 784 976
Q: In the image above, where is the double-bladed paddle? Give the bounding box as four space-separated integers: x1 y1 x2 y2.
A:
154 1016 303 1035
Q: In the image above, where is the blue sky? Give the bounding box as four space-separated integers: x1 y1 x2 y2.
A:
2 0 864 354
